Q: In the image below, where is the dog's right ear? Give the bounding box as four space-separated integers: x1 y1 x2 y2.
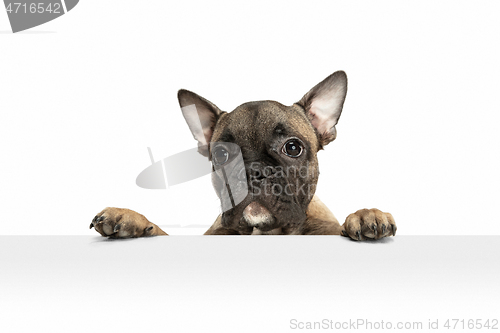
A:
178 89 223 157
297 71 347 148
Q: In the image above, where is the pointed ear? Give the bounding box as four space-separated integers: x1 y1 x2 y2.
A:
178 89 223 157
297 71 347 147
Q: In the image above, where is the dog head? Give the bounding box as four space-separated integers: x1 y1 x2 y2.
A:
178 71 347 233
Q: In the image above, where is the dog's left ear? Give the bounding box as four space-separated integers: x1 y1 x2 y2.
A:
297 71 347 147
178 89 223 157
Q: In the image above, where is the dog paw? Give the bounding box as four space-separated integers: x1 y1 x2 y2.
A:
341 208 396 241
90 207 167 238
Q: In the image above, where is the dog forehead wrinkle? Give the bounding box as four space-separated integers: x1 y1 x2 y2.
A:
217 128 235 143
213 100 318 153
216 105 264 148
273 122 289 136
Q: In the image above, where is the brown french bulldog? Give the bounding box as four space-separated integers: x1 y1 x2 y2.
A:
90 71 396 240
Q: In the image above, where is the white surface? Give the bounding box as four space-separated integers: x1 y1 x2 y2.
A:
1 1 500 235
1 236 499 332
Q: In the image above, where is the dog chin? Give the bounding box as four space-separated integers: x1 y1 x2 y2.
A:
242 201 274 228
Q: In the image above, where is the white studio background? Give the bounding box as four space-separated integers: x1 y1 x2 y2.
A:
0 0 499 235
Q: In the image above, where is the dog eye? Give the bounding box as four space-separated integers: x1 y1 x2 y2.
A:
212 147 229 165
282 139 303 157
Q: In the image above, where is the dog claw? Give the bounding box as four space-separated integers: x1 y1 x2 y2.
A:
89 223 94 229
391 224 397 236
113 224 121 233
381 225 386 234
341 230 347 237
371 224 377 235
355 230 361 241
